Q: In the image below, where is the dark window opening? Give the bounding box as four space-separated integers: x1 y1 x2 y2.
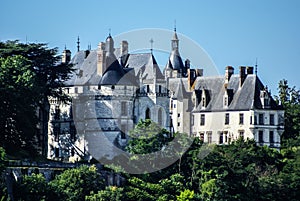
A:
270 114 274 125
239 113 244 125
269 131 274 143
200 114 205 126
258 131 264 143
145 108 151 119
225 113 230 125
259 114 264 125
219 133 223 144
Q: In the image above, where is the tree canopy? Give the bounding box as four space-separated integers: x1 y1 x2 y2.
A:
0 41 73 156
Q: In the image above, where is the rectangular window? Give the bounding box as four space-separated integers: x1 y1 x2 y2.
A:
224 131 228 143
239 113 244 125
239 131 244 140
270 114 274 125
192 115 194 126
207 132 212 144
225 113 230 125
159 85 162 93
258 131 264 143
74 87 78 93
146 85 150 93
178 122 180 127
174 104 176 108
259 114 264 125
250 116 253 125
254 115 257 125
200 114 205 126
219 132 223 144
269 131 274 143
121 102 127 116
178 113 180 117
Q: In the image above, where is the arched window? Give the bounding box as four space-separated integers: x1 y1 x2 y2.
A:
158 108 163 126
145 108 151 119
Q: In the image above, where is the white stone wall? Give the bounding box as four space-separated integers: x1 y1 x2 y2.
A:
192 109 283 148
171 99 191 134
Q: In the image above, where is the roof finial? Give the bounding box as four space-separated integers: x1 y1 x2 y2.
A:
109 28 111 37
150 38 154 53
64 44 67 50
174 19 177 32
255 58 258 75
77 36 80 52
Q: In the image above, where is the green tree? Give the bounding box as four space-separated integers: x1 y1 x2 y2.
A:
49 165 105 201
176 189 195 201
86 186 125 201
194 139 282 201
126 119 170 154
0 147 8 201
0 55 37 155
0 41 73 156
276 79 300 141
14 173 52 201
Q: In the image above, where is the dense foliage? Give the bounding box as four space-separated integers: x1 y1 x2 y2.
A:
0 41 73 156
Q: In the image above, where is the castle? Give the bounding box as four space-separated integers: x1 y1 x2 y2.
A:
47 30 284 161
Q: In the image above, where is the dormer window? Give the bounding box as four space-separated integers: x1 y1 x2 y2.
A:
260 87 271 108
201 89 207 108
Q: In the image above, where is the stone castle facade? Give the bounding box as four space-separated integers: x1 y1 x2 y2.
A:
47 30 284 161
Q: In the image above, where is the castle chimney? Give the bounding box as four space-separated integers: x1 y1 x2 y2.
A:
97 42 106 75
225 66 234 85
246 66 254 75
84 50 90 59
188 69 196 90
185 59 190 69
239 66 246 87
120 40 128 56
62 49 71 64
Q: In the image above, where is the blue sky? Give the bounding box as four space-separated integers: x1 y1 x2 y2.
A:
1 0 300 95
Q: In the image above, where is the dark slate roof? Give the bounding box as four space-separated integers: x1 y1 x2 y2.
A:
65 50 99 86
99 58 125 85
168 77 190 94
191 74 281 112
124 53 164 80
64 49 165 87
173 79 190 101
166 50 184 71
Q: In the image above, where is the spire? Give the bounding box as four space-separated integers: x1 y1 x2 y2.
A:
172 25 179 51
77 36 80 52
